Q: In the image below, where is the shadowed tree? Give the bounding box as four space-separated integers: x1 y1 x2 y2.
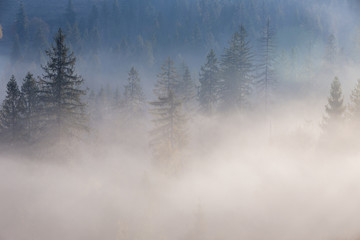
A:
123 67 146 118
39 28 88 139
21 72 41 141
199 49 220 115
348 79 360 123
322 77 345 133
257 18 276 112
150 57 188 170
149 90 186 170
154 57 179 97
219 25 254 112
177 62 196 112
0 76 24 143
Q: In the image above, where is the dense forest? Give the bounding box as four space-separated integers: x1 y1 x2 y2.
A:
1 1 360 240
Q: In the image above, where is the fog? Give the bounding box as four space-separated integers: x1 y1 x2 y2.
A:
1 0 360 239
0 105 360 240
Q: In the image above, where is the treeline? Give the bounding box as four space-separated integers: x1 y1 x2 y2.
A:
1 21 279 166
1 29 87 145
322 77 360 134
7 0 338 66
0 23 353 168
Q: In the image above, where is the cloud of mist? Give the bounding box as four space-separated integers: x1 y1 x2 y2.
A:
1 103 360 240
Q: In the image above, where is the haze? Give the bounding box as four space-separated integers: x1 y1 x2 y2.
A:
0 0 360 240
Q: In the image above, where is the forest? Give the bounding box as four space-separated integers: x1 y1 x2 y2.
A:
1 0 360 240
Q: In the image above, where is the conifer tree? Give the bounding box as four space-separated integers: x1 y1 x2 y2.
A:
178 62 196 111
21 72 41 141
39 28 87 138
348 79 360 123
257 18 276 112
322 77 345 132
199 49 220 114
150 58 187 169
154 57 179 97
149 90 186 168
219 25 253 111
0 76 24 142
123 67 145 117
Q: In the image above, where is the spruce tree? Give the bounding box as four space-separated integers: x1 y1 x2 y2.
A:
39 28 87 138
154 57 179 97
150 58 187 169
219 25 253 112
199 49 220 115
178 62 196 111
257 18 276 112
123 67 145 117
21 73 41 141
149 90 186 168
348 79 360 123
0 76 24 142
322 77 345 132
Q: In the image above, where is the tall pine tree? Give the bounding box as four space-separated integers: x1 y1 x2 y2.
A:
177 62 196 112
149 90 186 169
154 57 179 97
150 58 187 169
123 67 146 117
322 77 345 132
219 25 253 112
348 79 360 123
21 72 41 141
257 18 276 112
199 49 220 115
0 76 24 143
39 28 87 139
